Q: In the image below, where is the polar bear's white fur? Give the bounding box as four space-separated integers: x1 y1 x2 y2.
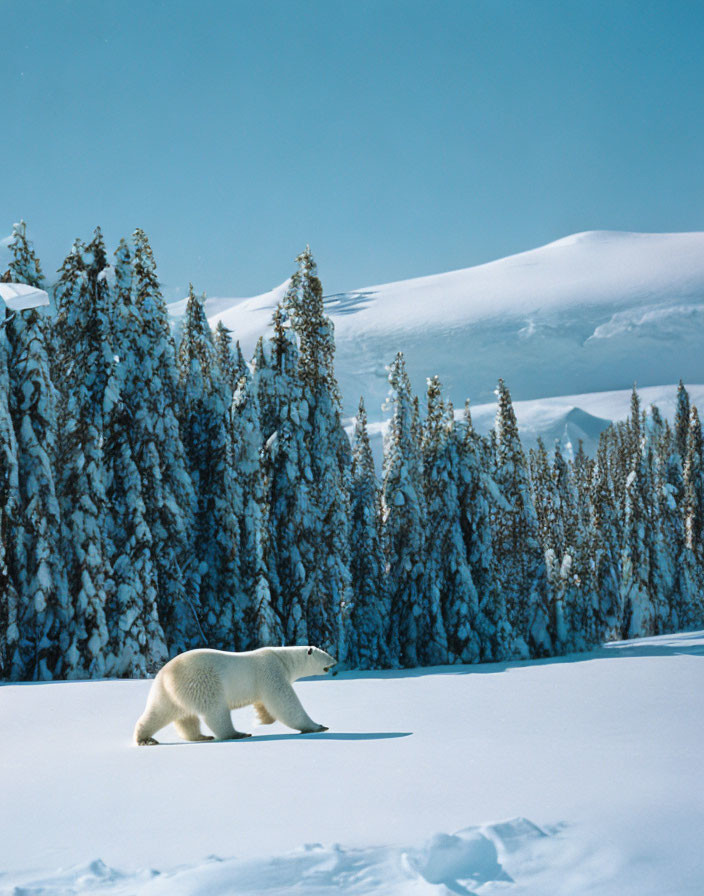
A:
134 646 337 745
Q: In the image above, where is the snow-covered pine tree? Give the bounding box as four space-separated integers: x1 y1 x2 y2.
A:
457 401 515 661
674 380 691 462
550 442 599 652
382 353 425 667
590 437 622 639
252 333 277 441
4 221 71 680
346 396 389 669
619 431 659 639
604 421 631 533
229 376 281 649
682 406 704 626
422 377 479 664
0 328 21 679
493 379 552 657
530 438 561 565
131 228 201 654
261 318 313 644
213 320 239 396
177 284 241 650
5 221 43 286
53 230 114 677
647 407 688 634
234 340 249 386
102 241 168 675
283 248 352 657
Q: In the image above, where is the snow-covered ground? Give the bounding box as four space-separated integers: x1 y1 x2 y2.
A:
3 631 703 894
170 230 704 431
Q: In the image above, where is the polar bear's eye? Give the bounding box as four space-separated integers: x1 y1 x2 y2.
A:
307 648 313 655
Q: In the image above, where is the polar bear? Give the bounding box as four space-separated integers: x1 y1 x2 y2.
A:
134 645 337 745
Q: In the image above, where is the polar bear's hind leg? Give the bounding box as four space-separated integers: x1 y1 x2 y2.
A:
174 715 214 742
134 683 180 746
203 704 251 741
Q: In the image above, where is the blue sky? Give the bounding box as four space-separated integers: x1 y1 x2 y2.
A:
2 0 703 298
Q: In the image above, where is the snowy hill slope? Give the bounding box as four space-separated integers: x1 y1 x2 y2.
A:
360 383 704 462
2 631 703 895
178 231 704 432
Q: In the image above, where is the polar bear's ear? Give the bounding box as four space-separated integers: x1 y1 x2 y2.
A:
307 647 313 655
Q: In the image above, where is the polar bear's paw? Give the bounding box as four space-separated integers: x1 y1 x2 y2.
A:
137 737 159 746
300 724 328 734
227 731 252 740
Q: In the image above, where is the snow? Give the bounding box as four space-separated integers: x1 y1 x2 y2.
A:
0 281 50 310
2 631 703 894
358 382 704 464
168 231 704 434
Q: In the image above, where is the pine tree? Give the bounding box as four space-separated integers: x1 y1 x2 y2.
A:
5 221 43 287
457 401 515 661
674 380 690 462
422 378 480 664
261 326 313 644
0 329 21 679
177 284 241 649
102 241 168 675
252 331 277 441
590 438 622 639
283 249 352 656
551 443 599 651
346 397 389 669
229 377 281 649
130 228 201 654
493 379 552 657
234 340 249 385
213 321 239 394
619 441 657 639
619 393 671 639
4 221 71 679
682 407 704 626
423 377 489 663
382 353 425 667
53 231 114 677
530 438 561 564
283 246 339 403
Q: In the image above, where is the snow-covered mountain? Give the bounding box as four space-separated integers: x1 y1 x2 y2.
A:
171 230 704 450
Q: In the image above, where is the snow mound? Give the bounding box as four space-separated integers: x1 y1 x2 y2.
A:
0 819 550 895
169 230 704 424
406 826 513 888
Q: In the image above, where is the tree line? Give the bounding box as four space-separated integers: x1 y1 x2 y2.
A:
0 221 702 680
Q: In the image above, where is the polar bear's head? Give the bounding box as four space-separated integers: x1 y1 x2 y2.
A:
276 645 338 680
305 646 337 676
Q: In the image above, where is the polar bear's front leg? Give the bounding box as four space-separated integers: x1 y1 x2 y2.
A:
203 705 251 741
264 677 327 733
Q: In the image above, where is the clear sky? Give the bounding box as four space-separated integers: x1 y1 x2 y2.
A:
2 0 703 299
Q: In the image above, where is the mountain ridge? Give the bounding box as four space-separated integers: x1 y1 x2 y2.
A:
168 229 704 443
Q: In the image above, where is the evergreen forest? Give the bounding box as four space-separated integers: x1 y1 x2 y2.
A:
1 222 702 680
